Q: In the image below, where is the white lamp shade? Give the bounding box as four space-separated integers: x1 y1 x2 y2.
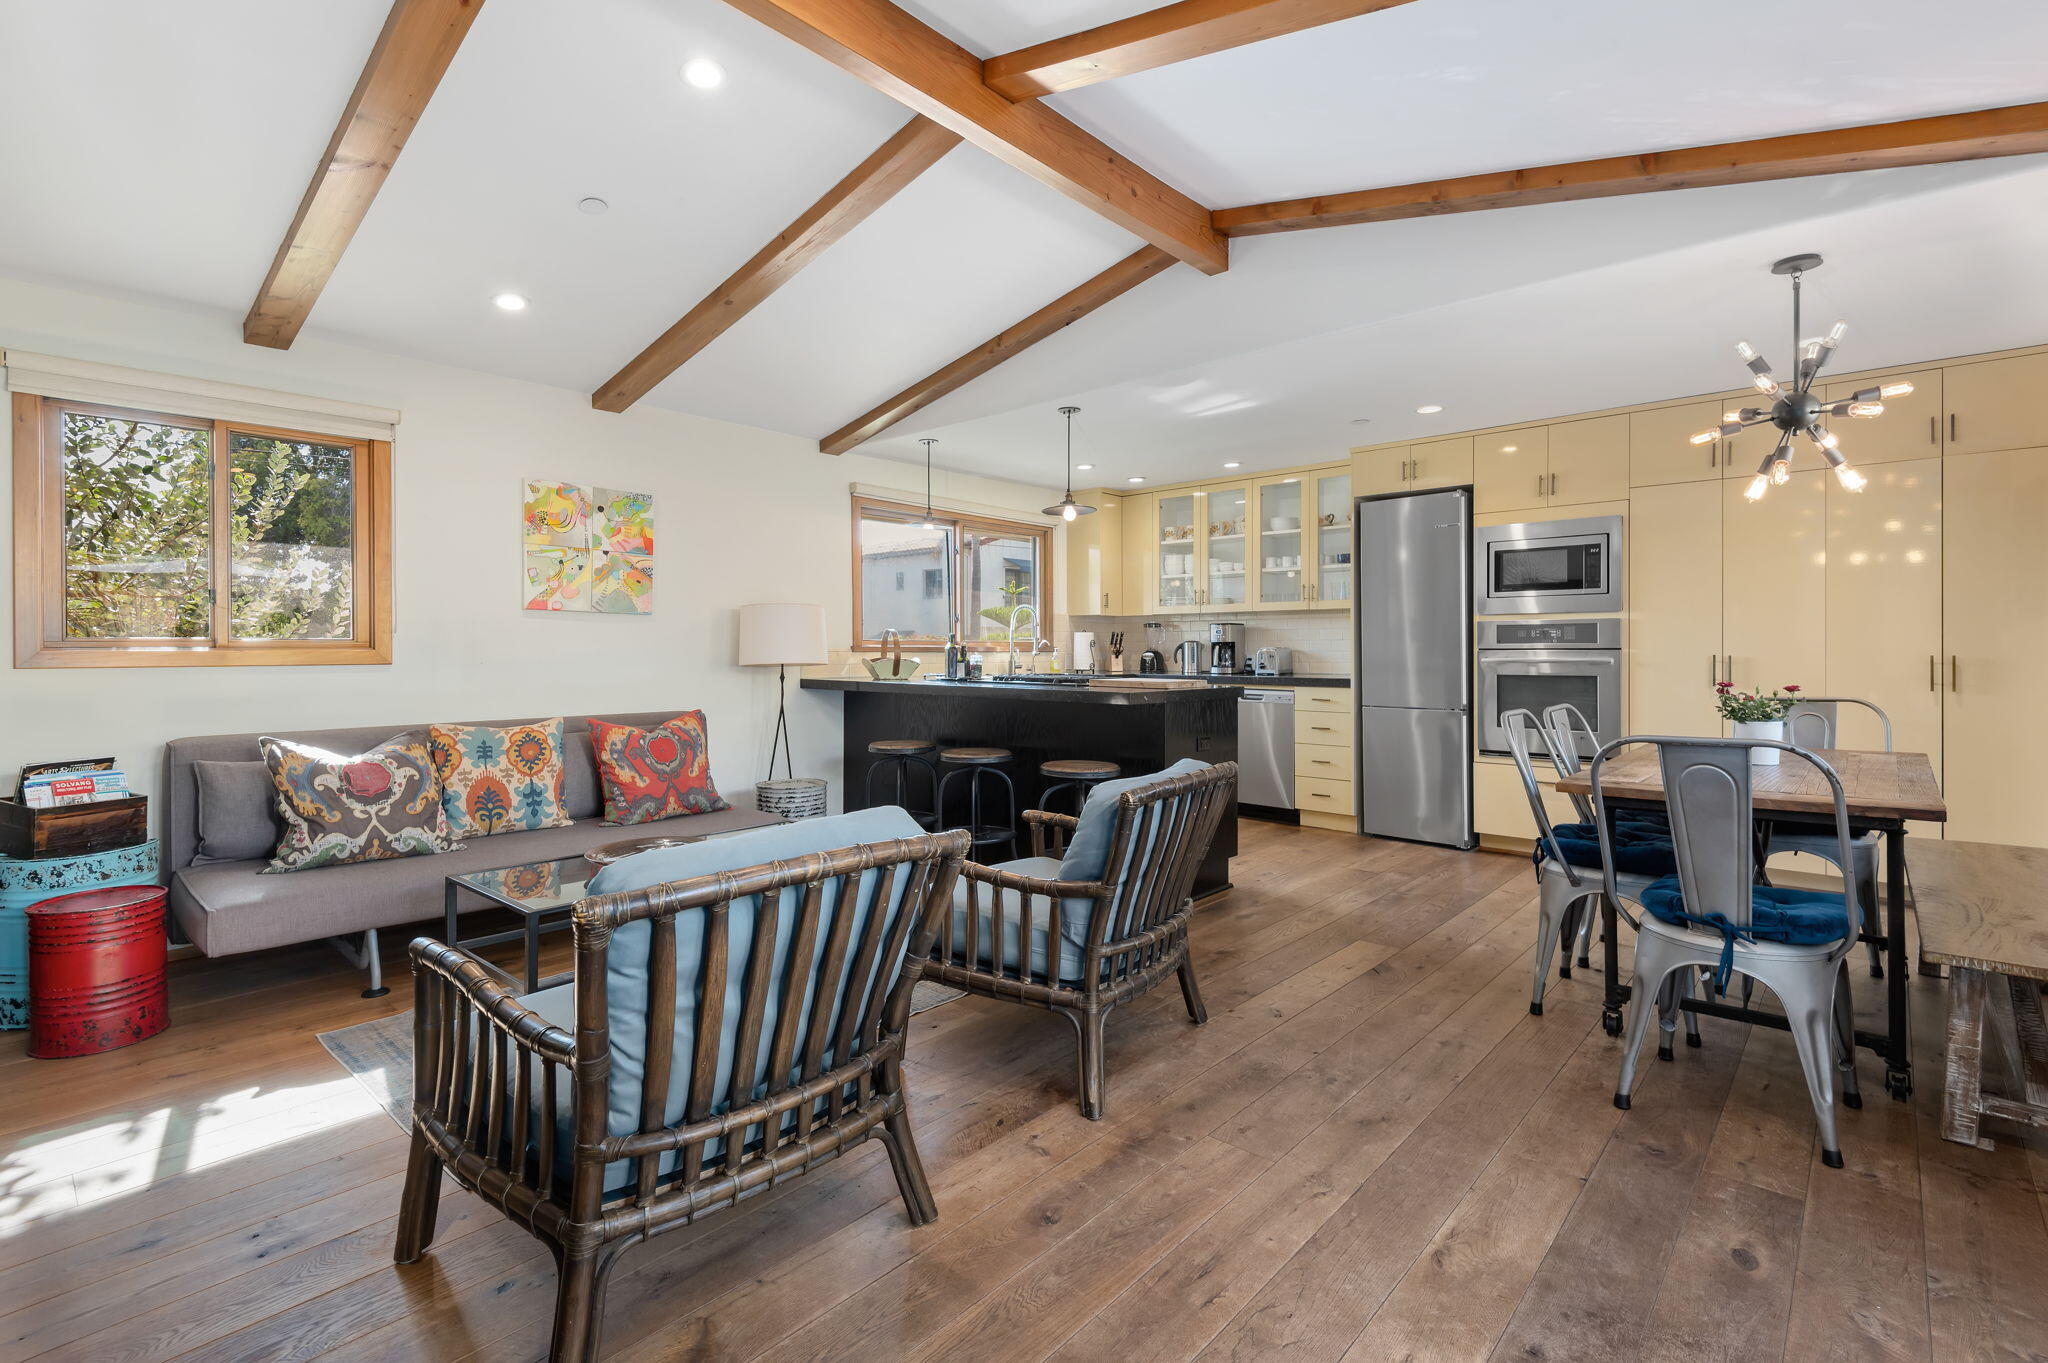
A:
738 602 828 667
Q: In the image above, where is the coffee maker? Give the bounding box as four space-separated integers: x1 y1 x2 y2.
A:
1207 622 1246 675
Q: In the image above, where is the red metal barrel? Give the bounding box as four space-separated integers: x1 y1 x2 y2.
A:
26 884 169 1058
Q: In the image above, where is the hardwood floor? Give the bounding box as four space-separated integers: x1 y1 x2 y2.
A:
4 819 2046 1361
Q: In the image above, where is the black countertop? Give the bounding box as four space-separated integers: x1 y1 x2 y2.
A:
1206 674 1352 689
801 676 1231 705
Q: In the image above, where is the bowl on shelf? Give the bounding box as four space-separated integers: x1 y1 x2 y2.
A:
1268 516 1301 531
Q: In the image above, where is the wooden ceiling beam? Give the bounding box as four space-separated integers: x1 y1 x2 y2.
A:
983 0 1417 101
243 0 484 349
592 116 959 414
719 0 1228 275
819 245 1176 454
1213 101 2048 236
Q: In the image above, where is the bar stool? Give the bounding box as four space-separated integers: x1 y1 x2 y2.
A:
1038 759 1120 816
864 739 939 829
938 747 1018 859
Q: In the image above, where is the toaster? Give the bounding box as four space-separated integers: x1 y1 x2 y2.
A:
1250 646 1292 676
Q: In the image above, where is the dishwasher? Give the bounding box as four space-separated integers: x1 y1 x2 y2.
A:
1237 688 1296 814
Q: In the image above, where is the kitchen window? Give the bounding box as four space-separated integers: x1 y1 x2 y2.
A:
852 495 1049 648
12 393 393 666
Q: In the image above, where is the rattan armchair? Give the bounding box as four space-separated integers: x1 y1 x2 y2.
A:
395 826 970 1363
925 762 1236 1119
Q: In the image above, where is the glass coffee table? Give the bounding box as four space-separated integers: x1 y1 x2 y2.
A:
442 829 774 992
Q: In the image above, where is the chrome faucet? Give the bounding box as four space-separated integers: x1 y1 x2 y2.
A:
1006 605 1038 674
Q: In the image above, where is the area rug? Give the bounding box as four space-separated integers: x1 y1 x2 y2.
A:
318 979 966 1132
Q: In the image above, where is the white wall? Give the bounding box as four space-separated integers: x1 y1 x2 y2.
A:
0 275 1059 821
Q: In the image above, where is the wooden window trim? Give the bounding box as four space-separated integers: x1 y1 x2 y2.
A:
12 392 394 668
851 494 1052 649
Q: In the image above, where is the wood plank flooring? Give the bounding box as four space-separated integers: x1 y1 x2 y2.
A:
4 819 2046 1361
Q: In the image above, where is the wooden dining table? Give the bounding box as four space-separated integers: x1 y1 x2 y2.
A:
1555 746 1947 1101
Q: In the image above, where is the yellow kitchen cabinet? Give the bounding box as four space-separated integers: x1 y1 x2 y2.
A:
1297 710 1355 747
1201 481 1251 609
1408 436 1474 490
1473 757 1578 844
1150 489 1200 614
1307 467 1353 610
1823 458 1942 758
1630 401 1727 486
1474 427 1549 515
1944 352 2048 457
1821 369 1944 466
1942 447 2048 846
1121 491 1155 614
1061 489 1123 617
1251 474 1308 610
1545 414 1629 506
1722 470 1827 698
1354 445 1409 497
1296 775 1356 818
1628 479 1723 737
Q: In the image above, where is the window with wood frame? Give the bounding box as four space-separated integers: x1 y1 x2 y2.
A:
852 495 1050 649
12 393 393 666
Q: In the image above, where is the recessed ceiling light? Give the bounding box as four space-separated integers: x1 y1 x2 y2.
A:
1223 461 1241 469
577 197 609 215
1126 476 1145 484
682 57 725 89
1075 463 1094 471
493 292 528 312
1416 404 1443 414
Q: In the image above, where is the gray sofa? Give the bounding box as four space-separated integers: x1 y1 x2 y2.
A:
163 712 784 992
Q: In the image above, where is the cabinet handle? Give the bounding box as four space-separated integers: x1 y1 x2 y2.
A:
1310 758 1333 765
1709 655 1717 688
1950 414 1958 443
1549 472 1558 496
1709 441 1717 468
1950 655 1958 692
1536 473 1545 497
1311 725 1334 732
1722 655 1733 685
1930 415 1939 446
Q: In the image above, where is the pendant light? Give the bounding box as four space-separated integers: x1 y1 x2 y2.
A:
1691 254 1908 503
918 437 939 529
1042 405 1096 522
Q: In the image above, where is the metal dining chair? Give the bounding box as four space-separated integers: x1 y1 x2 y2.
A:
1593 735 1865 1168
1501 709 1667 1017
1538 703 1671 970
1769 697 1891 978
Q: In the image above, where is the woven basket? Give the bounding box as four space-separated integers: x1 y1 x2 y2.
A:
756 778 828 821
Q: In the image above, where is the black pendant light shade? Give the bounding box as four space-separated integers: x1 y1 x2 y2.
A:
1043 405 1097 522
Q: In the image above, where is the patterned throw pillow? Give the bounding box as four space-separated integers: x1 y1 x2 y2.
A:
428 718 572 838
589 712 731 826
259 732 461 873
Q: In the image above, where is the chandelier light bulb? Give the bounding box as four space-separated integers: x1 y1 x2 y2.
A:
1689 428 1719 446
1063 503 1078 522
1878 380 1915 399
1835 463 1867 491
1846 401 1884 418
1802 338 1823 361
1745 473 1770 501
1771 458 1793 486
1752 373 1781 396
1736 341 1758 361
1816 428 1841 451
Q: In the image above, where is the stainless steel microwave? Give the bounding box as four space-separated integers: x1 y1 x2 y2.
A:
1473 514 1623 615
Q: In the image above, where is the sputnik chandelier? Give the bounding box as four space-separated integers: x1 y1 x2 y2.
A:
1691 253 1913 502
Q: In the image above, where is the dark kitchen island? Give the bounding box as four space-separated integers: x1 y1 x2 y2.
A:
801 676 1237 897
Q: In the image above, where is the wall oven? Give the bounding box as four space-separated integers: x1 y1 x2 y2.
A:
1474 514 1623 615
1477 618 1622 758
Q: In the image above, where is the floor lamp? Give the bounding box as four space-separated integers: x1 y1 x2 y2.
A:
738 603 829 818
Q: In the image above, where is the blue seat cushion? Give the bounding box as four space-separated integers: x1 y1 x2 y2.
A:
522 805 931 1194
1056 759 1208 946
1543 818 1677 876
940 856 1092 983
1639 875 1851 991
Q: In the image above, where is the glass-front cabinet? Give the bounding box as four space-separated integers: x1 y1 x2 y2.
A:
1254 476 1305 608
1203 484 1249 608
1310 469 1352 610
1153 490 1198 612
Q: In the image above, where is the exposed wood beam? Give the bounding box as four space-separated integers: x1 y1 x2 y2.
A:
244 0 484 349
720 0 1228 275
819 246 1176 454
983 0 1416 101
592 117 960 414
1213 101 2048 236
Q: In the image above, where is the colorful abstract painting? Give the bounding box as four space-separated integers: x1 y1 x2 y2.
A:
522 480 654 613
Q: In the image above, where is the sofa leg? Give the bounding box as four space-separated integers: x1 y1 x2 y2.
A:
329 929 390 999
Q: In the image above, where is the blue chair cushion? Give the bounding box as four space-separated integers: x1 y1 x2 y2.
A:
1638 875 1852 991
521 805 930 1194
1543 819 1677 876
943 856 1092 982
1055 759 1208 946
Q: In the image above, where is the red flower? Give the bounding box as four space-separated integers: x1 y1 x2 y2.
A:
1714 681 1732 691
1783 684 1802 693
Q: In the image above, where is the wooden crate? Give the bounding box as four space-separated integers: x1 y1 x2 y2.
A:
0 796 149 860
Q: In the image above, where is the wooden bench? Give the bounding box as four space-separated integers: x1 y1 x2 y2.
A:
1908 840 2048 1149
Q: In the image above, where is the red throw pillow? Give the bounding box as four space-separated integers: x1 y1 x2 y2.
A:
588 712 731 825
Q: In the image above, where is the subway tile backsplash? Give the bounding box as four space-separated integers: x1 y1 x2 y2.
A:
1071 611 1353 676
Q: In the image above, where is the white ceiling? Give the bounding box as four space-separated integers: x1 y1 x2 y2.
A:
2 0 2043 489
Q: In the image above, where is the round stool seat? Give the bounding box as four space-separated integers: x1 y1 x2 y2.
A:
868 738 937 756
1040 758 1118 780
940 747 1012 765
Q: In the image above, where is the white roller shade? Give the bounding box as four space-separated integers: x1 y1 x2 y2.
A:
1 350 399 442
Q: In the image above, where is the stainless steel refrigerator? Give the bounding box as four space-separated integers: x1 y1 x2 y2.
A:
1354 487 1475 848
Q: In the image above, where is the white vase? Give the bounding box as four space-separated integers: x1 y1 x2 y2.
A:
1732 719 1786 764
